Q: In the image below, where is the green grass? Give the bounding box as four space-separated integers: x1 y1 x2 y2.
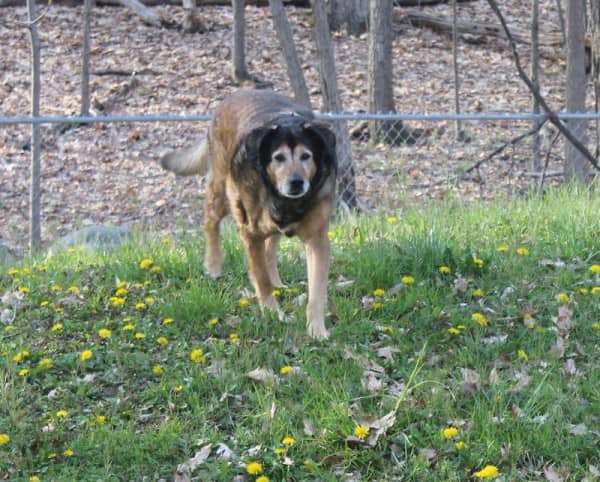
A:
1 186 599 481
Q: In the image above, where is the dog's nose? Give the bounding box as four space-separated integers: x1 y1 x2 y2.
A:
288 178 306 196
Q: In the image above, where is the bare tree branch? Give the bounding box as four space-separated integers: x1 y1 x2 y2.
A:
486 0 599 171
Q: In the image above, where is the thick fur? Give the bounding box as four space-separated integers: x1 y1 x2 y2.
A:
160 90 337 339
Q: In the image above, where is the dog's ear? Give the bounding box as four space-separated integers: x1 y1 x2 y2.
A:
303 122 337 167
242 125 278 166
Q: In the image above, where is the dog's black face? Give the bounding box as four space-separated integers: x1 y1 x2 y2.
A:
243 117 337 200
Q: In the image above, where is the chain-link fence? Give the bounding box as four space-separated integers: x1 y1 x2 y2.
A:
0 111 598 252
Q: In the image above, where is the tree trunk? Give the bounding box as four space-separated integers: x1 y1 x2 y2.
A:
531 0 541 172
183 0 205 33
564 0 589 180
27 0 42 252
268 0 311 107
368 0 406 145
231 0 250 82
81 0 93 116
591 0 600 157
311 0 357 209
119 0 162 27
328 0 369 36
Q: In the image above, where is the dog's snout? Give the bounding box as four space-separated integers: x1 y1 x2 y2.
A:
289 177 306 195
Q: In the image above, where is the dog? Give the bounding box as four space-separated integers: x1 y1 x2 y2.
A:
160 89 337 340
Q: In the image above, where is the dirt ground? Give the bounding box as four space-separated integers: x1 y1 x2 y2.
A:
0 1 587 252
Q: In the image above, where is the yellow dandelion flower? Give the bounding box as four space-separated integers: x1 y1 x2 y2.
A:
383 325 394 333
558 292 570 303
448 327 461 335
282 436 296 446
592 286 600 295
518 349 529 361
115 287 128 297
439 265 451 274
157 336 169 347
39 358 52 369
304 459 317 473
371 301 383 310
280 365 292 375
472 312 488 327
256 476 270 482
589 264 600 274
152 365 163 376
80 350 93 361
47 452 57 459
56 410 68 419
246 461 263 475
0 433 9 445
496 245 508 253
123 324 135 331
592 322 600 330
474 465 499 479
517 247 529 256
13 351 26 363
190 348 204 362
354 425 369 440
208 318 218 326
135 332 145 339
387 215 398 224
29 476 40 482
373 288 385 297
145 296 155 305
150 265 161 273
172 385 183 393
135 302 146 310
109 296 125 307
68 286 79 293
139 258 153 269
239 298 250 307
94 415 107 425
163 317 174 325
443 427 459 439
474 258 484 267
18 286 30 294
272 289 282 297
401 275 415 285
8 268 19 276
162 237 171 244
579 288 589 295
51 323 63 332
51 284 62 291
19 368 29 377
455 441 466 450
327 231 335 239
230 333 240 344
274 447 287 455
40 300 49 307
63 448 74 457
98 328 112 339
473 288 485 297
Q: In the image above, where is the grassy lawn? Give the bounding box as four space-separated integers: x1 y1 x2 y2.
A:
1 187 599 481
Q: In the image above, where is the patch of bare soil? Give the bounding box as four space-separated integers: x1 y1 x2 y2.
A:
0 2 584 251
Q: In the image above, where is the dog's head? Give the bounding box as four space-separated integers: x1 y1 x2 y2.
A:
243 118 336 199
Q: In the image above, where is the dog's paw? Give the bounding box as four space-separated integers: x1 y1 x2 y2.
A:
203 261 223 280
307 321 329 341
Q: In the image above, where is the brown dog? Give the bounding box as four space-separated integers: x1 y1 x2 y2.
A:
160 90 337 339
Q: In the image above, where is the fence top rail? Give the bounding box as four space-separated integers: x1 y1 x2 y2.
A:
2 112 600 126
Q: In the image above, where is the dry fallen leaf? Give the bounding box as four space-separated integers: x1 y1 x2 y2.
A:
247 367 278 385
347 410 397 448
174 443 212 481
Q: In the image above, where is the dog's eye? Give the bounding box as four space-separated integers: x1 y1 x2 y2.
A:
273 153 286 163
300 152 311 161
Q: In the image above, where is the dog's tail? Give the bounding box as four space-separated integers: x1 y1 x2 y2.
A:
160 138 210 176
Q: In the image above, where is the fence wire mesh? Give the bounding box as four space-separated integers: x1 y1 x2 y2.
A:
0 112 598 251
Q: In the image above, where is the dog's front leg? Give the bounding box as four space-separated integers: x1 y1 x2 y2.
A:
303 228 330 340
240 230 281 316
265 234 286 288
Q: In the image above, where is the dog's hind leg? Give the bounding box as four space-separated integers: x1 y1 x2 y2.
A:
203 183 228 279
265 234 286 288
